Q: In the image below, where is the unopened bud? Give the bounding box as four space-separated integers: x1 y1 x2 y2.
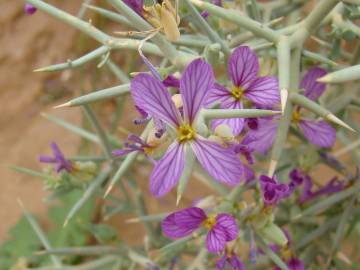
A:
171 94 183 109
214 124 234 141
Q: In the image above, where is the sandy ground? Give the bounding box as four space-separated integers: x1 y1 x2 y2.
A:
0 1 84 240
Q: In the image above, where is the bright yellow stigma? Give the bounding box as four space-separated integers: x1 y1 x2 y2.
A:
203 214 217 230
231 86 244 101
292 110 302 122
177 124 196 143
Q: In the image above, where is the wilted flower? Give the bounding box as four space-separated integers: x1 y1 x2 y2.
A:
259 175 291 206
24 3 37 15
206 46 280 135
39 142 73 173
289 169 344 203
242 67 336 154
124 0 180 41
161 207 238 253
120 59 245 197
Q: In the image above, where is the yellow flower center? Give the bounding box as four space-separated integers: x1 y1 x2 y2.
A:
177 124 196 143
144 147 154 155
203 214 217 230
292 111 302 123
231 86 244 101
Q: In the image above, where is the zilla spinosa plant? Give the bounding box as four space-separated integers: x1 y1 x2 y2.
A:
10 0 360 269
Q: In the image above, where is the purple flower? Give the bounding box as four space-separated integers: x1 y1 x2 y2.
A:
216 252 245 270
206 46 280 135
39 142 73 173
242 67 336 153
161 207 238 253
130 59 245 197
112 134 155 160
162 74 180 88
24 4 37 15
289 169 344 203
123 0 144 16
260 175 291 206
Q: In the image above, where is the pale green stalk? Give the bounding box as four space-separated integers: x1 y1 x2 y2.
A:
201 109 280 120
83 105 113 159
190 0 281 43
18 200 63 267
318 64 360 83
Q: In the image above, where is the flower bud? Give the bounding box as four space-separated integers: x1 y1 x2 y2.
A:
171 94 183 109
214 124 235 141
258 223 288 247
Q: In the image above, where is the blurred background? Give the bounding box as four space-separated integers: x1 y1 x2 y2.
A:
0 0 359 269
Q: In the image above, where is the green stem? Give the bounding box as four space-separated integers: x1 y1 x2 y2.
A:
190 0 281 43
83 105 113 160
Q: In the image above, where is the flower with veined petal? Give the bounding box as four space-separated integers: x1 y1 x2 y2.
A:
118 58 245 197
162 207 238 253
206 46 280 135
39 142 73 173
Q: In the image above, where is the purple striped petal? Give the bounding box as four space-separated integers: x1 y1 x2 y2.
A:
131 73 181 128
150 142 185 197
245 76 280 106
242 119 278 154
228 46 259 88
215 214 238 241
216 254 227 270
205 83 232 108
192 138 244 185
229 254 245 270
206 226 226 253
298 120 336 148
180 59 215 123
300 67 327 101
211 100 245 136
161 207 206 238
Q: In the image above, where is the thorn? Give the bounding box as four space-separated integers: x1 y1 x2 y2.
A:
317 74 330 83
63 218 69 228
280 88 288 113
125 217 140 223
176 193 182 206
16 197 25 209
103 184 113 198
268 159 278 177
53 101 71 109
33 67 47 73
326 113 356 132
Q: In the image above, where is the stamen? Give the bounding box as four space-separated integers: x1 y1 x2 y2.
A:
292 111 302 122
177 124 196 143
203 214 217 230
231 86 244 101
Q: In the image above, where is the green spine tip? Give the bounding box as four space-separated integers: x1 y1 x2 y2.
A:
317 74 330 83
280 88 288 113
103 184 113 198
53 102 71 109
125 218 140 224
176 194 182 206
268 159 278 177
326 114 356 132
33 67 47 73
